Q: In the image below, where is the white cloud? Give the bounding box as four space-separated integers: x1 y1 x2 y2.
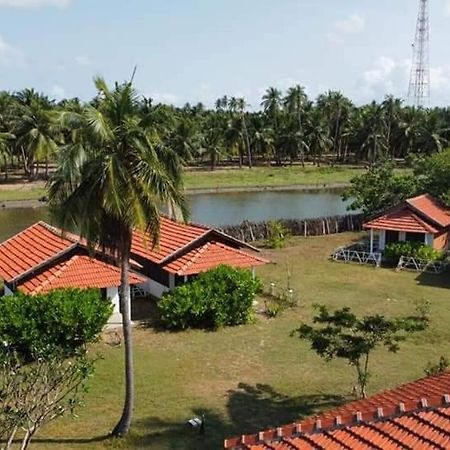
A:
0 35 24 67
335 14 365 35
0 0 69 8
51 84 67 100
354 56 450 105
327 14 365 45
355 56 410 102
75 55 91 66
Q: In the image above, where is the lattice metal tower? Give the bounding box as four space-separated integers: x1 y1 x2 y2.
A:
407 0 430 107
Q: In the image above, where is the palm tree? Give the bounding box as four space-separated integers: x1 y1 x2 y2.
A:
317 91 353 161
359 102 388 164
48 77 187 437
382 96 403 158
306 110 331 166
12 90 59 179
283 86 309 166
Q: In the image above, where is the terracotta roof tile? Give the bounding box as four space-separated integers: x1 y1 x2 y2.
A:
0 222 75 282
407 194 450 228
363 207 439 233
363 194 450 234
225 372 450 450
163 241 269 276
17 255 145 295
130 216 209 263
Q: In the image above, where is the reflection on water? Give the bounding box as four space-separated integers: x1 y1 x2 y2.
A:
0 189 354 241
188 189 354 227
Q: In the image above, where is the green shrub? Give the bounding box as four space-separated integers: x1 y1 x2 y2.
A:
264 289 298 318
0 289 112 359
158 265 262 330
265 220 289 249
384 241 445 265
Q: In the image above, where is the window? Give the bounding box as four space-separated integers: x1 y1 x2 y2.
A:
405 232 425 243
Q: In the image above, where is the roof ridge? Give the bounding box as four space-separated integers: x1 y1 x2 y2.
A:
40 221 82 244
407 210 438 233
0 221 49 249
406 194 450 228
214 241 269 264
177 241 211 274
224 394 450 449
33 255 78 294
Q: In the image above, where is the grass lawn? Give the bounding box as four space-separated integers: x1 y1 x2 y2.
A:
184 165 364 190
0 183 45 202
27 232 450 449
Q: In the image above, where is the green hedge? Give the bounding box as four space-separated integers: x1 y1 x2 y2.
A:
158 265 262 330
384 241 445 265
0 289 112 359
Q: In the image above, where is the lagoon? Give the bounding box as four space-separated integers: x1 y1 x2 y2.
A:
0 189 353 241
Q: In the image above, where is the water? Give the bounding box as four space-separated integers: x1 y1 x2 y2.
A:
0 189 353 241
188 189 353 227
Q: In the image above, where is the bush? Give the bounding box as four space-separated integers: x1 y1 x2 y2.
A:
158 265 262 330
265 220 289 249
384 241 445 265
0 289 113 359
264 289 298 318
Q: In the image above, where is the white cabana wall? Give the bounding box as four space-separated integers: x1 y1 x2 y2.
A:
372 229 433 251
137 279 170 299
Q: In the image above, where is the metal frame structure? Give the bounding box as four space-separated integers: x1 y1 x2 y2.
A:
331 244 382 268
396 255 447 274
408 0 430 107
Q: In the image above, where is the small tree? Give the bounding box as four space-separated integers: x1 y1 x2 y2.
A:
265 220 289 249
292 304 429 398
0 289 111 449
342 161 416 216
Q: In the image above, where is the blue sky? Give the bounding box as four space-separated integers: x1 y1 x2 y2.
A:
0 0 450 107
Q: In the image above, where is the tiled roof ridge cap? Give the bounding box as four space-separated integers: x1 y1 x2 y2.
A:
364 205 438 233
39 221 83 244
214 241 269 263
159 228 212 264
223 393 450 449
33 254 80 294
0 221 49 249
406 194 450 227
176 241 212 275
160 213 211 231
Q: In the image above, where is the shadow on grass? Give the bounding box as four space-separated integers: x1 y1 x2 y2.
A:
23 435 109 445
124 383 345 450
415 270 450 289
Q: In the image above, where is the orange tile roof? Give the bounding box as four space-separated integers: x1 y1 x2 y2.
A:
407 194 450 228
131 216 209 263
17 255 146 295
0 221 75 282
163 241 269 276
0 217 266 290
363 207 439 233
363 194 450 234
225 371 450 450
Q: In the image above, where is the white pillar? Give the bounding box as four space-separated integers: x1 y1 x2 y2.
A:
369 228 374 253
169 274 175 290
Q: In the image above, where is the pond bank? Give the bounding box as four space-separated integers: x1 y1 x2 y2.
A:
0 182 351 210
185 182 350 195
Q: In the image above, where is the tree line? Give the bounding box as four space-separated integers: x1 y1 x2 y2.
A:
1 85 450 179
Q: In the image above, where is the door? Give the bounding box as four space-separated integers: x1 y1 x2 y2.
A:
385 230 399 245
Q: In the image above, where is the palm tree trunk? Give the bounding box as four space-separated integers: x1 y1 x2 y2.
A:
112 236 134 437
4 155 8 181
242 117 252 169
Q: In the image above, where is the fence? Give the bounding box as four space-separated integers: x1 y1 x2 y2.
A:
220 214 363 242
396 256 447 274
